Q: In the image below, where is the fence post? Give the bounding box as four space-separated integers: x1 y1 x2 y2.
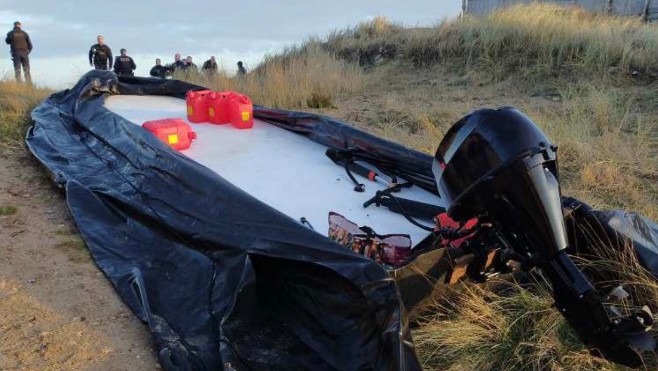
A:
462 0 467 17
607 0 613 14
644 0 651 22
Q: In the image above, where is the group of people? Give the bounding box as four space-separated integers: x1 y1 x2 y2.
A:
89 35 246 78
148 54 247 79
88 35 136 76
5 22 248 83
149 54 212 78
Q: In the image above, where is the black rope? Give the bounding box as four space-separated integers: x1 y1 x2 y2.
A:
343 161 365 192
387 194 435 232
363 186 435 232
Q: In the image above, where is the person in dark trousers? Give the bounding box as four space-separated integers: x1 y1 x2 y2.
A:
237 61 247 75
202 56 218 75
5 21 33 84
113 48 136 76
89 35 113 70
150 58 168 78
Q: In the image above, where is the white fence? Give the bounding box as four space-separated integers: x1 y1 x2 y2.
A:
463 0 658 21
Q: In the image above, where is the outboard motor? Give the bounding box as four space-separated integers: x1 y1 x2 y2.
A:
433 107 655 367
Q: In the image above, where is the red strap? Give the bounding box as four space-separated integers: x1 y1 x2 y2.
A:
436 213 478 248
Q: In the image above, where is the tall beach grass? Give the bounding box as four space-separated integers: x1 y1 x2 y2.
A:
0 81 50 154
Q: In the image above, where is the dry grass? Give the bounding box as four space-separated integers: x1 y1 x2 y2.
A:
176 43 365 109
325 16 406 67
0 81 51 154
524 86 658 221
317 4 658 82
413 280 614 371
417 4 658 80
345 90 457 154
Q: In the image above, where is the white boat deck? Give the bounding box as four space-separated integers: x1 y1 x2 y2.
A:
105 95 443 246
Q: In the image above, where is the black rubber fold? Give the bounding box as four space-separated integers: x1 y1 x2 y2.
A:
26 71 420 371
25 70 658 370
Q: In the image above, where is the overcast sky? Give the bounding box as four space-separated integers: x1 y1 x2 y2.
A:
0 1 462 88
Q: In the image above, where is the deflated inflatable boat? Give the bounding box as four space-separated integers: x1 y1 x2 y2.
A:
26 71 658 370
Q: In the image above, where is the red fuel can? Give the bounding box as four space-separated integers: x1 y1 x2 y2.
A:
207 91 254 129
143 118 197 151
207 91 231 125
227 92 253 129
185 90 213 123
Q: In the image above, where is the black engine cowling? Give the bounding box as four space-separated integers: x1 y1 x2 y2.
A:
432 107 655 368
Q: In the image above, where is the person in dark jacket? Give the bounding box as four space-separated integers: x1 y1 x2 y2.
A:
88 35 113 70
202 56 218 75
166 53 186 74
5 21 33 84
237 61 247 75
183 56 197 72
150 58 169 78
113 48 136 76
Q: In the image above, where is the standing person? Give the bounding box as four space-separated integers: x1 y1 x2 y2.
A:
237 61 247 75
150 58 168 78
88 35 113 70
167 53 186 73
183 56 197 72
113 48 136 76
5 21 33 84
202 56 218 75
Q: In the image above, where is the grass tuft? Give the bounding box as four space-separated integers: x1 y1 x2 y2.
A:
0 81 51 154
0 205 18 215
412 279 612 371
55 238 90 264
306 91 334 109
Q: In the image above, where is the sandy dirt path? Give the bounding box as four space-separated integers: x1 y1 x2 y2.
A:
0 152 157 371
